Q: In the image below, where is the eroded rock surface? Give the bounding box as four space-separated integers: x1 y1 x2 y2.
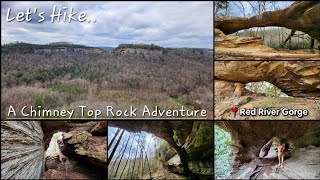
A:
66 130 107 169
214 29 320 60
215 61 320 97
43 169 90 179
1 121 44 179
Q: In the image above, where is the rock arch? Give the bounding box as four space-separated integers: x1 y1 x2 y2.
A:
214 61 320 120
215 61 320 97
215 2 320 41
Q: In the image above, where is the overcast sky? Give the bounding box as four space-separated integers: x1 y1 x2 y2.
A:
1 1 213 48
108 127 159 159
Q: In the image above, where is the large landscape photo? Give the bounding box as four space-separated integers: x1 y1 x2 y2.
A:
1 1 214 120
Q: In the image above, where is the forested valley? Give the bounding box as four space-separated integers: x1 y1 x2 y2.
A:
1 42 213 119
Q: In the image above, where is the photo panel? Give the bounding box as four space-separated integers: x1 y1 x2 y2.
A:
1 1 214 121
1 121 107 179
214 1 320 60
1 1 215 180
214 121 320 179
214 60 320 120
107 120 214 179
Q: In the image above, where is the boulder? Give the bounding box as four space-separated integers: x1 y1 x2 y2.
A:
90 121 107 135
64 130 107 169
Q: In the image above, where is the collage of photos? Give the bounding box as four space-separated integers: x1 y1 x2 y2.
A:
214 1 320 180
1 1 214 180
0 1 319 180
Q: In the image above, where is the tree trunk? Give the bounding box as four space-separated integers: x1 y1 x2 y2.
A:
282 30 296 47
114 133 132 178
108 128 120 148
119 135 136 179
310 38 315 49
107 129 125 166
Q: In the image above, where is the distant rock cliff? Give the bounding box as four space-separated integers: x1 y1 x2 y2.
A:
34 47 105 55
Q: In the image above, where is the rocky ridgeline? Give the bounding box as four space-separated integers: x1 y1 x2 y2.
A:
115 47 213 56
115 48 164 56
1 42 106 55
34 47 105 55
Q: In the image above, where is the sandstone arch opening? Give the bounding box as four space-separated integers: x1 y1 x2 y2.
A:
244 81 288 98
1 121 107 179
214 121 320 179
108 121 214 179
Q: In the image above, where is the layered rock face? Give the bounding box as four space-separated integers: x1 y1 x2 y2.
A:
1 121 44 179
214 61 320 120
108 121 213 176
215 61 320 97
43 121 107 179
215 121 320 179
